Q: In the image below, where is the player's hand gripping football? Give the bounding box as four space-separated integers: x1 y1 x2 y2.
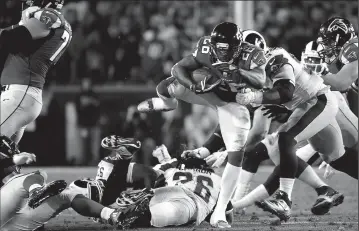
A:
12 152 36 165
205 150 228 168
181 147 211 159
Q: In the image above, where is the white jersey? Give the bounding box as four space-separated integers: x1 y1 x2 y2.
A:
153 159 222 225
1 188 78 231
265 47 330 109
164 168 221 210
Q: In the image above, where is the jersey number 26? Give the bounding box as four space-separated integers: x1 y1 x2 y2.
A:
173 171 213 203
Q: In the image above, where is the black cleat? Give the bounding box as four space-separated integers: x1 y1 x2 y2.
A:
28 180 67 209
311 186 344 215
255 190 292 222
113 189 154 229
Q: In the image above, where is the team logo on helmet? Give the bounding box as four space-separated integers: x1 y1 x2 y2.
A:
328 19 348 33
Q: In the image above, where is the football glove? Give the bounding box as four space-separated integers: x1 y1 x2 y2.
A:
152 144 171 164
181 147 210 159
261 105 292 123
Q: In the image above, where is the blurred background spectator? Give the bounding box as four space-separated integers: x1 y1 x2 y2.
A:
0 0 357 166
75 78 101 165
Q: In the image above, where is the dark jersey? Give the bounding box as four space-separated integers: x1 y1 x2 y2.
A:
0 154 19 187
328 37 358 74
1 8 72 89
192 36 266 102
95 153 132 206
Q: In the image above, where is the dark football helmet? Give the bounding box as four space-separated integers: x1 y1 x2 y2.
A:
22 0 64 11
242 30 268 52
317 16 356 63
301 41 328 75
210 22 243 62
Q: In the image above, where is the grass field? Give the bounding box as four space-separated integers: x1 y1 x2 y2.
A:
22 166 358 231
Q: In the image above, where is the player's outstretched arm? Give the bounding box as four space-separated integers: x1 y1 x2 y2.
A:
236 64 295 105
322 62 358 91
171 55 201 90
239 65 266 89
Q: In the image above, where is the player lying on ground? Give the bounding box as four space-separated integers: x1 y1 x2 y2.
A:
140 21 267 228
107 148 233 229
0 135 159 230
96 137 233 229
1 177 127 231
0 0 72 144
0 135 67 227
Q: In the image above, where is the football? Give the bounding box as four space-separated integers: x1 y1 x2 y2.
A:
190 67 222 93
191 67 214 83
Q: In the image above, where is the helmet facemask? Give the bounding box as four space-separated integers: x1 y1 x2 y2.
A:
211 42 240 62
317 36 341 64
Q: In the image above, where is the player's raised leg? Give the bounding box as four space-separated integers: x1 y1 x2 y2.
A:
0 87 42 143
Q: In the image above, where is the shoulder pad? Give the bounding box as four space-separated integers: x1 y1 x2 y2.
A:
239 43 266 69
340 38 358 64
33 9 63 29
192 36 212 66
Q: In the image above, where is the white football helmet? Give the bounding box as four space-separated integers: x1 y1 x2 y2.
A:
301 41 328 75
69 178 105 203
242 30 268 52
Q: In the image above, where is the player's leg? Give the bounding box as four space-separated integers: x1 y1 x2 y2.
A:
0 171 47 225
210 103 250 228
334 91 358 150
0 89 42 143
257 92 338 221
232 106 272 204
346 87 358 117
310 119 358 179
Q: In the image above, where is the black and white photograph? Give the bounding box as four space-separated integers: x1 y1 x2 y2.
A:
0 0 358 230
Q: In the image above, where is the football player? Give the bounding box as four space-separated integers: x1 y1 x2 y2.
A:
1 178 124 231
0 0 72 144
141 22 267 228
317 17 358 116
110 156 233 229
0 136 67 226
95 135 159 206
1 135 159 230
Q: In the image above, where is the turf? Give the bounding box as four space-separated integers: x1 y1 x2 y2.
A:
21 166 358 231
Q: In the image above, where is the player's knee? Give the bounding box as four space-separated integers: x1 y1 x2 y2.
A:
242 142 269 173
156 78 172 99
168 80 186 98
278 132 296 147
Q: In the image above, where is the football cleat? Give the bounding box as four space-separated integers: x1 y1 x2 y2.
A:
101 135 141 160
28 180 67 209
137 98 178 113
255 190 292 222
114 189 154 229
311 186 344 215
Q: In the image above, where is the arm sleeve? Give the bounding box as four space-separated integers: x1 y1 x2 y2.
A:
262 79 295 104
0 25 33 53
203 125 225 153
